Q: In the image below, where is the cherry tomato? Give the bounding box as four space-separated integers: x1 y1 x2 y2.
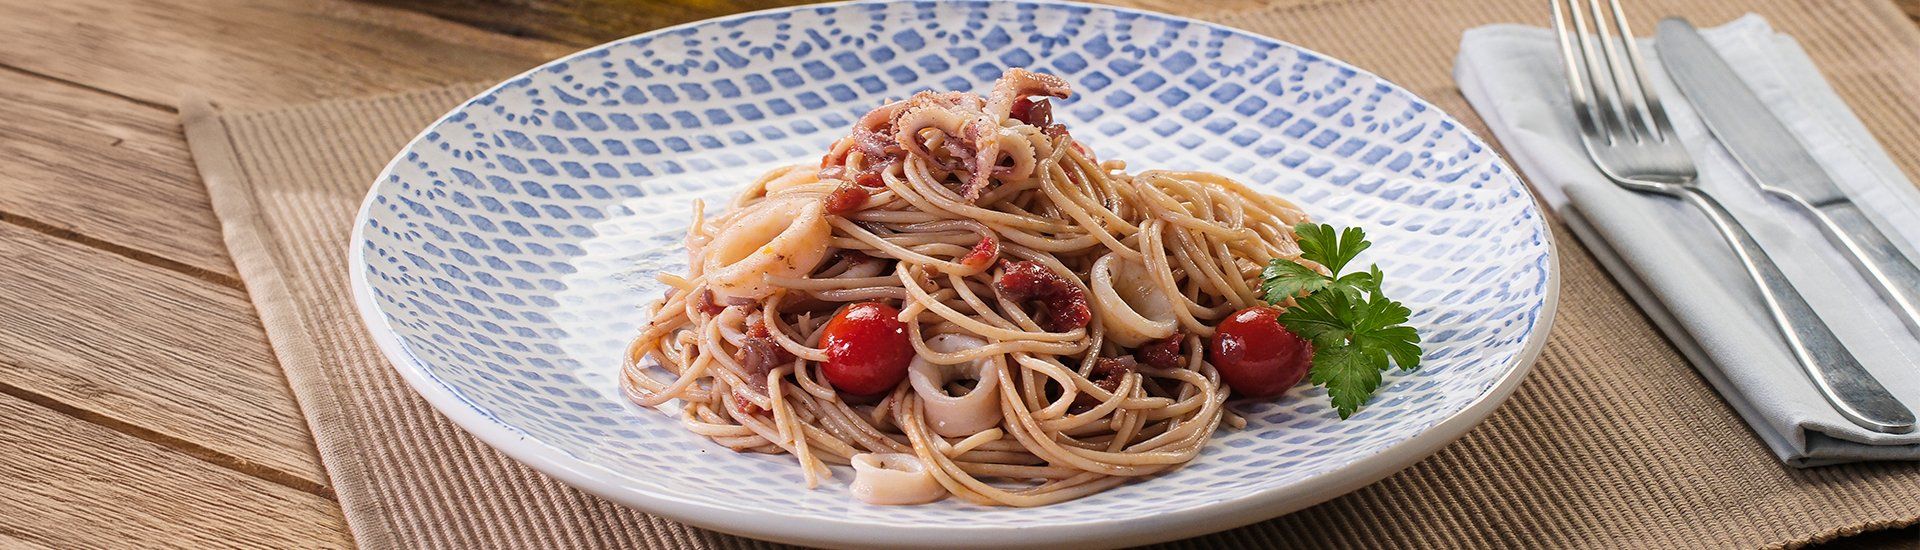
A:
819 302 914 397
1208 306 1313 399
1009 97 1053 127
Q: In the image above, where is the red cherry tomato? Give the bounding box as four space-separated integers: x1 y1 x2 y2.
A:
819 302 914 397
1208 306 1314 399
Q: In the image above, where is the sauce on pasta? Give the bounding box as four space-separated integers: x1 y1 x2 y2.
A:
623 69 1312 506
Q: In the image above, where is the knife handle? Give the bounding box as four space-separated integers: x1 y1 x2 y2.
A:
1806 201 1920 339
1682 189 1915 434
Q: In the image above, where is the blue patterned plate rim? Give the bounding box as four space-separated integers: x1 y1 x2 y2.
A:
349 0 1560 547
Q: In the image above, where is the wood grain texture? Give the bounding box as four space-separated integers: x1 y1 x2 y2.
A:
0 0 572 109
0 222 325 489
0 68 233 280
0 534 57 550
0 394 349 549
368 0 832 46
356 0 1281 46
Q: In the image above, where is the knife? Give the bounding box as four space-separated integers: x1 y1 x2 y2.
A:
1656 18 1920 340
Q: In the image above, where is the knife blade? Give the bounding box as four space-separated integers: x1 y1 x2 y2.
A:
1657 17 1920 339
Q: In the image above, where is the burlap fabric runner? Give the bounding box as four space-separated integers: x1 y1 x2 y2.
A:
181 0 1920 547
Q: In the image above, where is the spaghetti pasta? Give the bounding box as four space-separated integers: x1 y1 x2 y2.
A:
622 69 1311 506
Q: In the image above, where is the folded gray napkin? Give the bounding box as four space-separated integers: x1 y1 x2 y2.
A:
1455 15 1920 466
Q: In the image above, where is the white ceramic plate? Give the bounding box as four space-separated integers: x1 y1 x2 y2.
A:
351 1 1557 547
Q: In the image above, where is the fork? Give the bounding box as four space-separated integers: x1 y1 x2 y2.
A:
1550 0 1914 433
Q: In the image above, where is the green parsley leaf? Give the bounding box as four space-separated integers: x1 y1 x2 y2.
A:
1277 289 1354 346
1261 258 1328 303
1261 222 1422 418
1305 342 1385 419
1293 223 1370 276
1361 323 1422 372
1329 267 1379 302
1349 287 1422 372
1349 288 1410 333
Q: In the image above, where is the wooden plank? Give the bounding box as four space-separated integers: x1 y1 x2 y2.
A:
0 533 58 550
361 0 1278 47
0 222 326 489
0 394 349 549
0 69 233 280
0 0 573 109
368 0 831 46
1110 0 1277 15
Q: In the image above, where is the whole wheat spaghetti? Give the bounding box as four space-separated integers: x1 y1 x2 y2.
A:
623 69 1310 506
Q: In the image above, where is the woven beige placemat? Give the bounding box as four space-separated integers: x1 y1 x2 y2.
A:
182 0 1920 547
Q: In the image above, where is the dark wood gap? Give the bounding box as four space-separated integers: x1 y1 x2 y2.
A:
0 61 240 290
350 0 834 47
0 375 335 501
0 62 176 113
0 525 51 550
0 212 243 291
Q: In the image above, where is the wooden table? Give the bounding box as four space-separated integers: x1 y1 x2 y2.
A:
0 0 1915 547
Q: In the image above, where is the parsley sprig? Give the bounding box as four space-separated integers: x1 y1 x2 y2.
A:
1260 223 1422 418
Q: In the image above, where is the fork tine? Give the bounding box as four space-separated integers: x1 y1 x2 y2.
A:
1603 0 1676 141
1549 0 1601 139
1563 0 1623 143
1582 0 1649 141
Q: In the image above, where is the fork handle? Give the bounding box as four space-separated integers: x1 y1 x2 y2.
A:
1804 201 1920 339
1681 189 1914 434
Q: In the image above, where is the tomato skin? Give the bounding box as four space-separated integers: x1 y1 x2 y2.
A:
819 302 914 397
1208 306 1314 399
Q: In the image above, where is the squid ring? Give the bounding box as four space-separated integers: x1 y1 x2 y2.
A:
907 333 1003 437
702 197 832 300
849 453 944 505
1089 252 1178 347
